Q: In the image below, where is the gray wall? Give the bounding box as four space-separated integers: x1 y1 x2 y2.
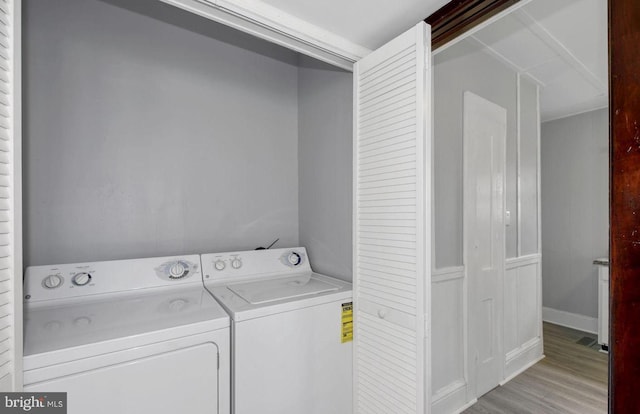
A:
297 57 353 281
434 40 538 268
541 108 609 318
520 78 540 256
24 0 301 266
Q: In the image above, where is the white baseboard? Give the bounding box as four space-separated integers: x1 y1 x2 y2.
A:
432 380 469 414
542 307 597 334
452 398 478 414
503 337 544 383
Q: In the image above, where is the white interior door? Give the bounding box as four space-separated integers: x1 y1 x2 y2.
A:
463 91 505 398
353 22 431 414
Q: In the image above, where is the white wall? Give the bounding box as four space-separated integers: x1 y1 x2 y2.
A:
297 57 353 281
541 108 609 321
24 0 301 266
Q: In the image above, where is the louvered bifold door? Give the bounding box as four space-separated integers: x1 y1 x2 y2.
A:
353 22 431 414
0 0 21 392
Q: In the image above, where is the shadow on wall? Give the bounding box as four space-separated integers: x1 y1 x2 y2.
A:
98 0 297 65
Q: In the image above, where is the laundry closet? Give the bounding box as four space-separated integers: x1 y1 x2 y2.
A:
21 0 548 413
23 0 432 412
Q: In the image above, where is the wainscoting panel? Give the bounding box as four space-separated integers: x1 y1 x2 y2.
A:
432 266 469 414
432 256 543 413
504 254 544 380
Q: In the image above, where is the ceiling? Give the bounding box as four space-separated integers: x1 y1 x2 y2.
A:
215 0 606 122
466 0 608 122
258 0 450 50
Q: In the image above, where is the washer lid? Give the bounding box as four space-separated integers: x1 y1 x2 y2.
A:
207 273 351 321
227 274 340 305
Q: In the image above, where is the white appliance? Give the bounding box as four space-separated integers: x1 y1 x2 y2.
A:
595 258 609 350
201 247 352 414
23 255 230 414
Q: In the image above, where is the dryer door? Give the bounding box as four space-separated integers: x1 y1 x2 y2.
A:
25 336 222 414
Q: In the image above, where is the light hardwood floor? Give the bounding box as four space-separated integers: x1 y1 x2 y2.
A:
464 322 608 414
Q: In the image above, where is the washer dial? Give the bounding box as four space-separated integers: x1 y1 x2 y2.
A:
72 272 92 286
43 275 63 289
287 252 302 266
156 260 195 281
231 258 243 269
214 260 226 271
168 262 189 279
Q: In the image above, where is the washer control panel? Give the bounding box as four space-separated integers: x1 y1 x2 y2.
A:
201 247 310 284
209 254 245 273
155 259 199 282
25 255 202 304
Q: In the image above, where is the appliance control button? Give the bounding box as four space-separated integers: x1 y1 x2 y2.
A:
231 258 242 269
43 275 63 289
168 262 187 279
287 252 302 266
72 272 92 286
214 260 226 271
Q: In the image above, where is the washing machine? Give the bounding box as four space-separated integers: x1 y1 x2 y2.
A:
23 255 230 414
201 247 352 414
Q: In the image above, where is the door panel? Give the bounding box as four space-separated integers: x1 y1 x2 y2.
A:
463 91 506 398
353 22 431 414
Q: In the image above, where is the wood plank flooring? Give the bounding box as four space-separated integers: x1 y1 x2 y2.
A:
464 322 608 414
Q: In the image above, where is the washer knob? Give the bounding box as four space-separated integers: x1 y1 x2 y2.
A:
287 252 302 266
231 258 242 269
214 260 226 271
72 272 92 286
43 275 63 289
168 262 187 279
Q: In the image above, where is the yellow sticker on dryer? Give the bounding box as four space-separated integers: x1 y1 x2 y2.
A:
341 302 353 343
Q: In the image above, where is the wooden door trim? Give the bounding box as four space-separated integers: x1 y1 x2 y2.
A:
609 0 640 411
425 0 520 50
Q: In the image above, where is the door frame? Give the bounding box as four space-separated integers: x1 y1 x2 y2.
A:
426 0 638 410
607 1 640 411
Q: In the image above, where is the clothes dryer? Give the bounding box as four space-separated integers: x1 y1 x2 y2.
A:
23 255 230 414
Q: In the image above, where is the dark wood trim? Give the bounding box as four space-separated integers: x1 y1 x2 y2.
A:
609 0 640 411
425 0 520 50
